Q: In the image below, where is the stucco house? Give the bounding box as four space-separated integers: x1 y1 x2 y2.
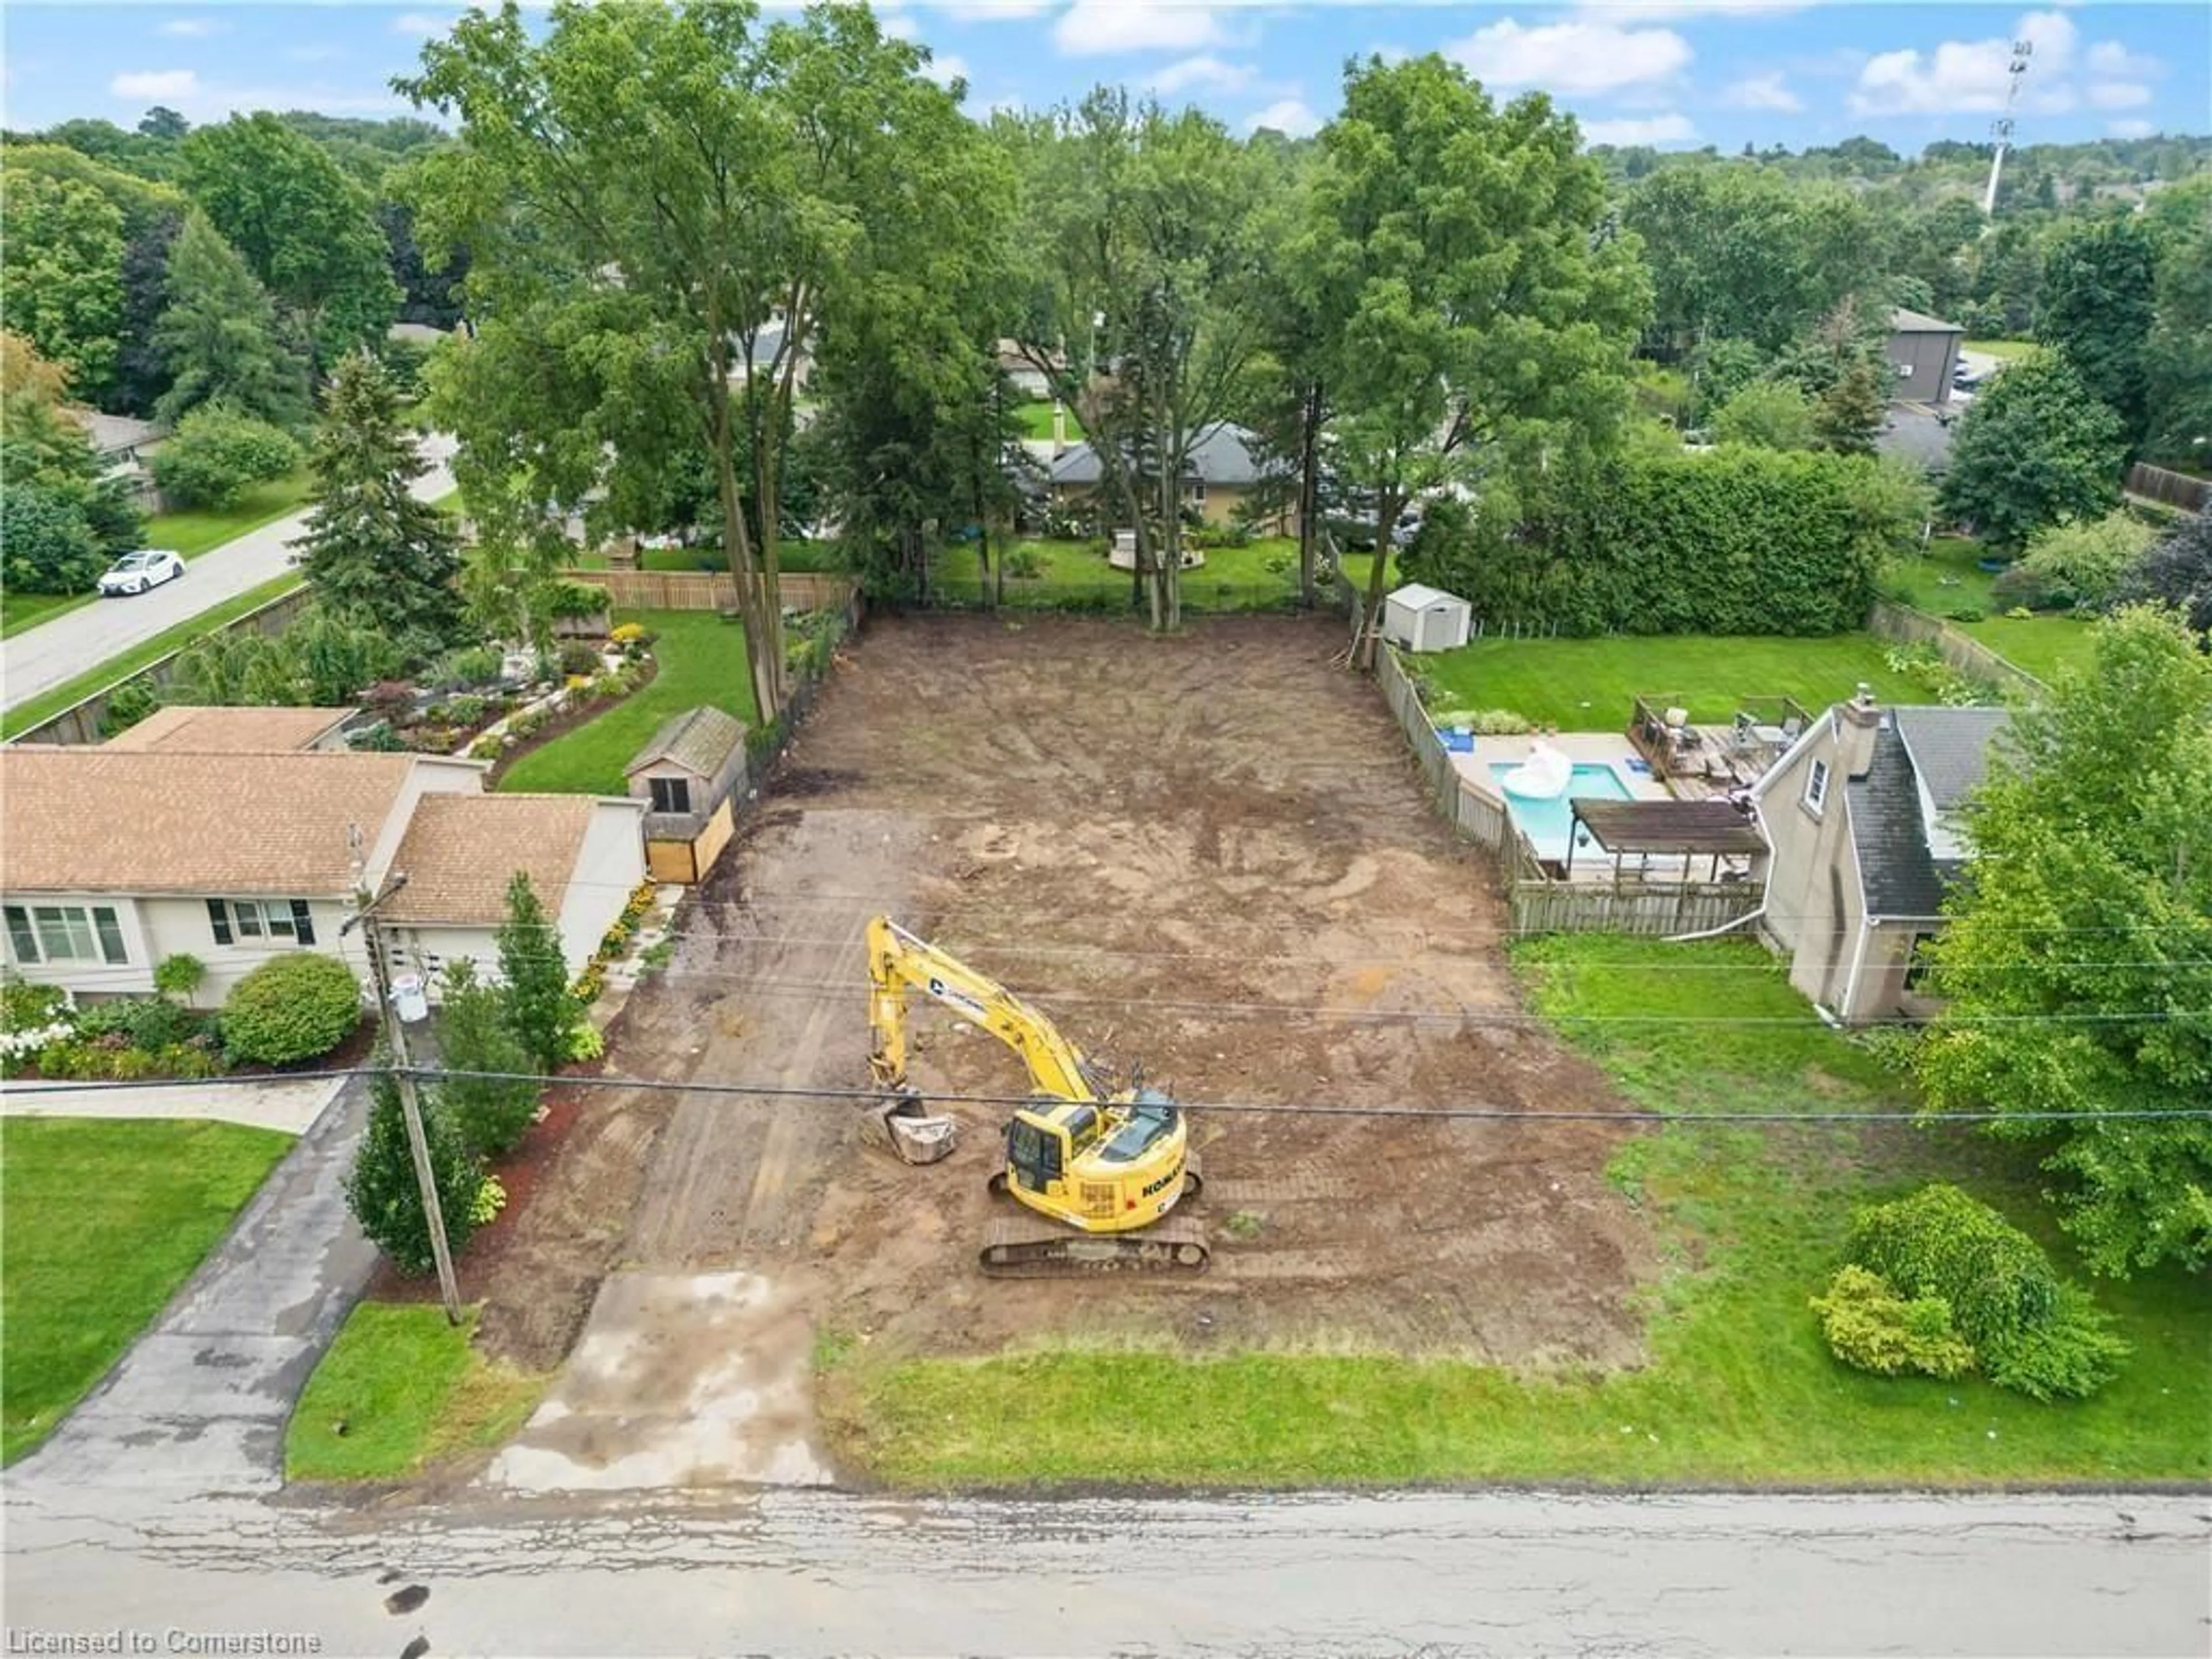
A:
1047 421 1291 533
0 707 645 1006
1752 689 2013 1025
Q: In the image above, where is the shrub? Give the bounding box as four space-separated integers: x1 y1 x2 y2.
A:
221 953 362 1066
1944 605 1985 624
557 640 601 677
2003 512 2155 612
1979 1285 2133 1403
1002 544 1047 579
75 995 204 1052
98 680 161 738
609 622 649 646
149 404 299 509
437 959 542 1158
497 873 580 1071
546 579 608 621
438 644 506 688
1810 1266 1976 1380
343 1070 483 1277
153 953 207 1003
1 976 75 1071
347 720 404 752
563 1021 605 1062
2 480 107 594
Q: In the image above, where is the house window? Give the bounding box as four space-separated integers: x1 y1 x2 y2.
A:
1184 479 1207 504
649 775 692 815
1893 362 1914 378
206 899 317 948
4 903 128 966
1803 758 1831 816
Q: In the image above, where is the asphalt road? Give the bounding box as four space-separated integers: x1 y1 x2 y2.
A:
0 433 456 715
3 1485 2204 1657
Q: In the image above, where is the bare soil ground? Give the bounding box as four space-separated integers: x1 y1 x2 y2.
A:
465 614 1658 1376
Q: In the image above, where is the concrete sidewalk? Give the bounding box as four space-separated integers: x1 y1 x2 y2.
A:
9 1078 380 1497
0 1073 347 1135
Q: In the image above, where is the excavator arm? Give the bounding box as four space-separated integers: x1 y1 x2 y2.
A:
867 916 1103 1103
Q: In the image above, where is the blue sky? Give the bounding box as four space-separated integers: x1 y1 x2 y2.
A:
5 3 2206 153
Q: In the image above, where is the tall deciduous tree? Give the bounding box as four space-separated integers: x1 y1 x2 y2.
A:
1 332 143 594
151 213 311 429
403 0 970 719
0 171 126 394
111 206 183 418
1938 354 2126 552
291 350 461 646
179 112 400 364
2035 217 2158 449
2143 212 2212 469
1918 605 2212 1277
2113 511 2212 635
1309 54 1649 665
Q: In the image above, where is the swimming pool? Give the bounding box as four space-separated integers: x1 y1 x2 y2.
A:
1487 762 1633 861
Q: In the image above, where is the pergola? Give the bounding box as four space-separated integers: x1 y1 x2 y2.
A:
1564 798 1767 884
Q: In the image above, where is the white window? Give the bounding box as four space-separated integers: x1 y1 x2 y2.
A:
1893 362 1914 377
1804 758 1831 816
5 903 128 966
206 899 317 947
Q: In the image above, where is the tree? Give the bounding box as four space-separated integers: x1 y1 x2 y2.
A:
149 403 300 509
291 350 462 647
2112 510 2212 635
1 332 143 593
1995 510 2154 611
138 107 190 143
343 1067 484 1277
1938 354 2125 552
496 872 578 1073
179 112 399 364
435 959 542 1157
1712 380 1816 450
0 169 126 393
111 207 183 418
151 213 310 428
377 193 469 329
2143 211 2212 469
1812 361 1887 456
1308 55 1649 665
1918 606 2212 1277
403 1 969 719
2035 217 2158 448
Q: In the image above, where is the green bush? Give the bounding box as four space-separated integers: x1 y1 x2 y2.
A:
343 1070 484 1277
1002 544 1046 579
221 953 362 1066
1980 1285 2134 1403
149 404 300 509
75 996 206 1051
437 960 543 1158
1810 1266 1976 1379
546 579 608 621
98 680 161 739
556 640 600 677
153 953 207 1003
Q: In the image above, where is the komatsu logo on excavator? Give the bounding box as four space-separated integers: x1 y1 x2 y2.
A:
1141 1154 1184 1199
926 975 986 1019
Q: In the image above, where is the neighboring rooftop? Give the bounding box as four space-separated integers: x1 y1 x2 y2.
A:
1890 306 1965 336
1876 405 1960 473
626 706 746 781
66 408 165 457
1387 583 1462 611
100 705 357 755
0 750 415 896
1050 421 1274 488
1894 706 2014 809
379 794 599 927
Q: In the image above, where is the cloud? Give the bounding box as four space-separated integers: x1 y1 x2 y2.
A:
158 17 226 36
1575 0 1807 16
2085 40 2161 79
109 69 199 100
392 12 460 38
2086 80 2152 109
2107 118 2154 139
1149 55 1257 94
922 51 971 88
1055 1 1224 56
934 1 1052 17
1721 70 1802 111
1243 98 1321 138
884 12 921 39
1447 18 1692 95
1850 10 2078 116
1581 112 1698 146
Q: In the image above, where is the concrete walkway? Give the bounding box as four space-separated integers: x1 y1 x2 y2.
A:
0 1073 347 1134
1 433 456 714
9 1078 380 1497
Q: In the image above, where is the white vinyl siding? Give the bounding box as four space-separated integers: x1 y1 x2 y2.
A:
1804 758 1831 816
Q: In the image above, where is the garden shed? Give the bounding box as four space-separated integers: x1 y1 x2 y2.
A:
1382 584 1472 654
624 706 749 884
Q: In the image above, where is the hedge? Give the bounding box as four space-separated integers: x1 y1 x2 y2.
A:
221 953 363 1066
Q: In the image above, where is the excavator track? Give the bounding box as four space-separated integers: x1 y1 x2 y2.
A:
979 1211 1211 1278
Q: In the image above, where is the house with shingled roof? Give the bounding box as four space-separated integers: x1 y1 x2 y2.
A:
1 707 645 1006
1750 689 2014 1025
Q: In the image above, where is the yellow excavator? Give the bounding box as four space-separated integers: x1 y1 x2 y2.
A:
865 916 1209 1277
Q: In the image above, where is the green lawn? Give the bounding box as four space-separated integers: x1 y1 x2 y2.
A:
1410 632 1929 729
820 937 2211 1489
1334 551 1397 596
498 609 756 795
1011 400 1081 442
0 470 315 640
2 1118 293 1464
286 1303 544 1482
1 572 304 740
931 536 1302 611
1879 536 2094 687
1962 339 2039 363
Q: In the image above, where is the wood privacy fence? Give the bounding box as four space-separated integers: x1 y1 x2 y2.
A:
2126 463 2210 514
558 567 859 614
1866 599 2046 698
10 585 315 748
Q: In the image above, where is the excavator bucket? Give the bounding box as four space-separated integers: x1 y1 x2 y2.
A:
877 1088 957 1165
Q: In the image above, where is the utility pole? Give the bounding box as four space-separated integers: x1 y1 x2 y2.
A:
343 869 462 1325
1983 39 2035 217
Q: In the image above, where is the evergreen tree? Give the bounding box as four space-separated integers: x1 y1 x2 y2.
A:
342 1068 483 1278
291 350 463 646
152 213 310 428
496 873 579 1073
1813 361 1887 456
437 959 543 1158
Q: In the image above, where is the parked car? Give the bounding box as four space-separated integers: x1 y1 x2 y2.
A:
96 550 185 596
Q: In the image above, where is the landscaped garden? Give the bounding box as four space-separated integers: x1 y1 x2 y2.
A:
2 1116 293 1464
1877 536 2097 685
819 935 2211 1487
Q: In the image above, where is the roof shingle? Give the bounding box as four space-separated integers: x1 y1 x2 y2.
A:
100 705 357 754
379 794 598 926
626 706 745 781
1849 722 1948 919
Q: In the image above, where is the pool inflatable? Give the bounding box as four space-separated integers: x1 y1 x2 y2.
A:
1498 741 1573 800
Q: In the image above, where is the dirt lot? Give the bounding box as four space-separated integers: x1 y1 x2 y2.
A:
465 613 1657 1376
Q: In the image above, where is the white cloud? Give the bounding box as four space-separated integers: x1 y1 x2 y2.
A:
2087 80 2152 109
1850 10 2078 116
922 51 971 88
2107 118 2155 139
1149 55 1257 94
2086 40 2161 79
1581 112 1697 146
1721 70 1802 111
884 12 921 39
934 1 1052 18
1447 18 1692 96
1243 98 1321 138
110 69 199 100
1054 1 1224 56
1576 1 1807 16
158 17 226 37
392 12 460 38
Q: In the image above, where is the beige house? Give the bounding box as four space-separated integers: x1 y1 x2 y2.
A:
1 708 645 1006
1047 421 1291 533
1752 690 2013 1024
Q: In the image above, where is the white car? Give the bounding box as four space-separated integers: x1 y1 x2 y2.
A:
97 549 185 596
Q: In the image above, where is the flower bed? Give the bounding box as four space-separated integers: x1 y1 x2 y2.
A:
1 979 227 1082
